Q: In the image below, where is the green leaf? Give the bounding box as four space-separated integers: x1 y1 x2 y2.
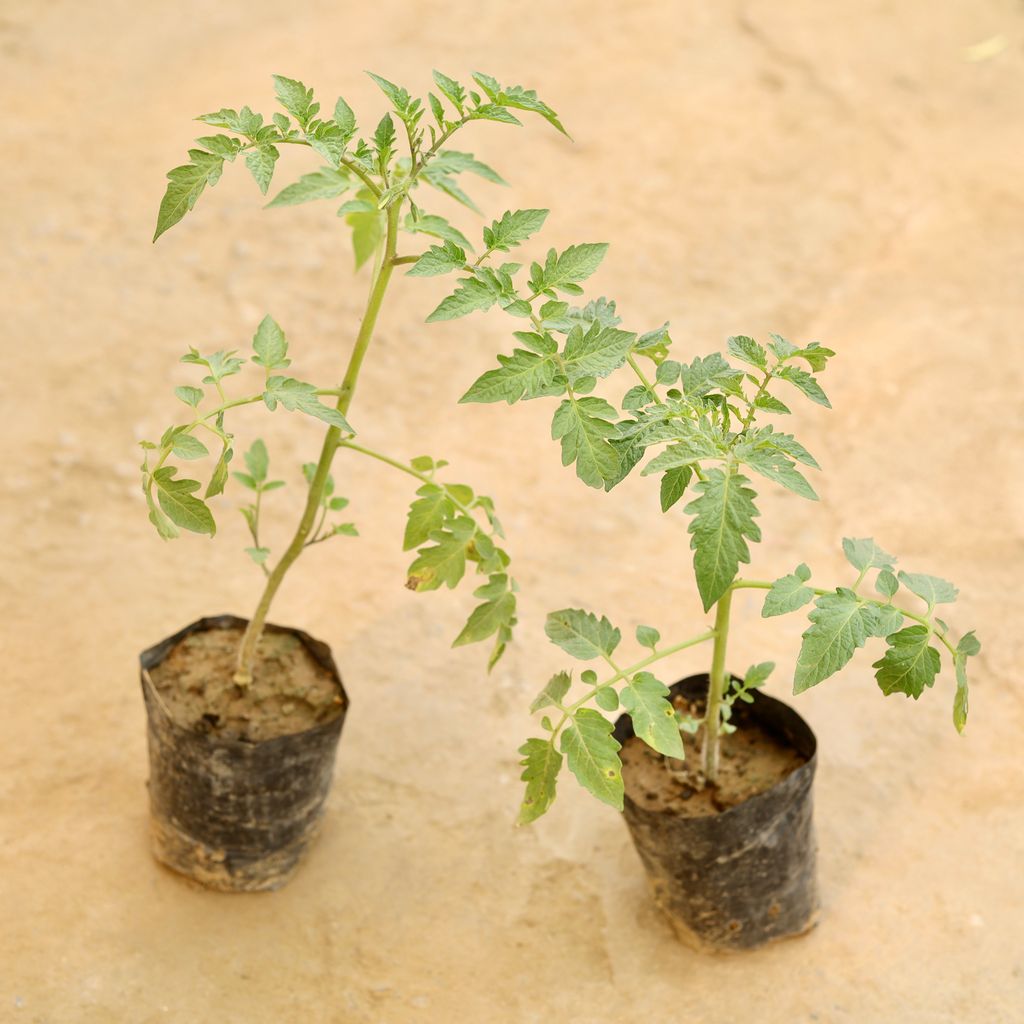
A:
272 74 319 127
152 467 215 536
181 347 245 382
483 209 549 252
684 469 761 611
793 589 881 692
776 365 831 408
405 213 473 249
744 662 774 689
551 396 621 489
561 323 637 384
594 687 618 712
205 445 232 498
636 625 660 649
345 190 385 269
873 625 941 699
471 73 569 136
244 439 269 483
641 435 722 475
768 333 798 359
174 386 203 408
634 322 672 363
403 488 455 551
727 335 768 370
406 516 475 591
876 570 899 598
267 167 351 207
622 384 652 411
373 112 396 166
754 430 819 469
791 342 836 372
655 360 680 385
147 496 179 540
245 144 279 195
755 394 791 415
842 537 896 572
680 353 743 398
870 604 905 639
432 70 467 112
762 564 814 617
252 314 291 370
734 441 818 500
425 278 496 322
659 465 693 512
459 349 561 404
246 546 270 565
430 150 507 184
366 71 412 116
194 134 242 159
530 243 608 294
560 709 623 810
153 150 224 241
517 738 562 825
468 104 523 127
421 168 481 213
621 672 684 758
953 631 980 733
897 571 959 608
407 241 467 277
530 670 572 713
171 433 209 460
334 96 356 137
428 93 445 125
263 377 353 431
196 105 264 135
545 608 620 661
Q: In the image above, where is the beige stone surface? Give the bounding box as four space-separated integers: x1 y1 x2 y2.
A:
2 1 1022 1021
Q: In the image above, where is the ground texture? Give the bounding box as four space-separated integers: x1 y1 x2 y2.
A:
2 1 1023 1021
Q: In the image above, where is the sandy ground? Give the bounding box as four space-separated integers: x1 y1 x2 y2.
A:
2 1 1023 1021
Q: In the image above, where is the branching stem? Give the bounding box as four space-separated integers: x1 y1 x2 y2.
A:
232 201 401 683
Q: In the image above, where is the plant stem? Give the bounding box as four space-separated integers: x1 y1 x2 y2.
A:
626 354 664 406
703 586 733 783
232 203 401 683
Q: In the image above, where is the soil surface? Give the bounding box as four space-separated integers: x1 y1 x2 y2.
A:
3 1 1023 1022
149 626 344 742
622 710 808 816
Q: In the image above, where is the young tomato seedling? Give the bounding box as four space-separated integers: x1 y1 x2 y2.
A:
144 70 570 680
423 242 979 817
